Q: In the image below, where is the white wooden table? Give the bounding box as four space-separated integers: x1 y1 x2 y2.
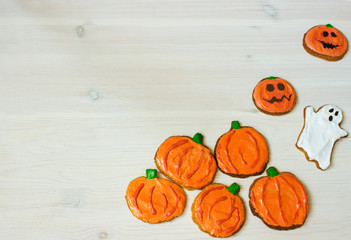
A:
0 1 350 239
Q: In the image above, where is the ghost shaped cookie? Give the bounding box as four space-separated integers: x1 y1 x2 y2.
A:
296 104 348 170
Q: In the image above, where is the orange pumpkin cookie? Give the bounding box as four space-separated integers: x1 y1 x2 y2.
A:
252 76 297 115
215 121 269 177
303 24 348 61
154 133 217 190
125 169 186 223
192 183 245 237
249 167 309 230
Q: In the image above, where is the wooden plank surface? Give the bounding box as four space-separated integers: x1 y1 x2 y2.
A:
0 0 350 239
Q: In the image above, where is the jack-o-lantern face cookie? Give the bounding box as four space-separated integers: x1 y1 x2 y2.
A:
125 169 186 223
215 121 269 177
192 183 245 237
249 167 309 230
252 76 297 115
303 24 348 61
155 133 217 190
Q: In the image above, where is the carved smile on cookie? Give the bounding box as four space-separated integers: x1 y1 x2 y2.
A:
318 40 339 49
252 76 297 115
264 94 292 104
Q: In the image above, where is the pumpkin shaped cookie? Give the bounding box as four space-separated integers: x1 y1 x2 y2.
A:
215 121 269 177
252 76 297 115
154 133 217 189
303 24 348 61
125 169 186 223
249 167 309 230
192 183 245 237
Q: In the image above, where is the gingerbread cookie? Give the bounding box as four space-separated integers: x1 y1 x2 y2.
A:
154 133 217 189
215 121 269 177
303 24 348 61
249 167 309 230
296 104 348 170
252 76 297 115
192 183 245 237
125 169 186 223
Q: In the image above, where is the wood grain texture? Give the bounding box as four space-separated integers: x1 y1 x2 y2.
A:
0 0 350 239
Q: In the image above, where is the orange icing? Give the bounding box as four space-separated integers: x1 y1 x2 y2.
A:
304 25 348 57
126 176 186 223
155 136 217 189
193 184 245 238
163 139 188 171
250 172 309 228
149 186 157 215
253 77 297 115
216 126 268 176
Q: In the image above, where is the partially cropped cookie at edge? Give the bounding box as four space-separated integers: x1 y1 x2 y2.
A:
296 104 348 170
215 121 269 177
249 167 309 230
125 169 186 223
154 133 217 190
303 24 348 61
252 76 297 115
192 182 245 237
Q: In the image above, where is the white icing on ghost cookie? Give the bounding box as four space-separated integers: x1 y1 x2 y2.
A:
296 104 347 170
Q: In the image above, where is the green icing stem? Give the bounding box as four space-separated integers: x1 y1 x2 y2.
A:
192 133 203 144
231 121 241 130
146 169 157 179
267 76 277 79
267 167 279 177
326 24 334 28
226 183 240 195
